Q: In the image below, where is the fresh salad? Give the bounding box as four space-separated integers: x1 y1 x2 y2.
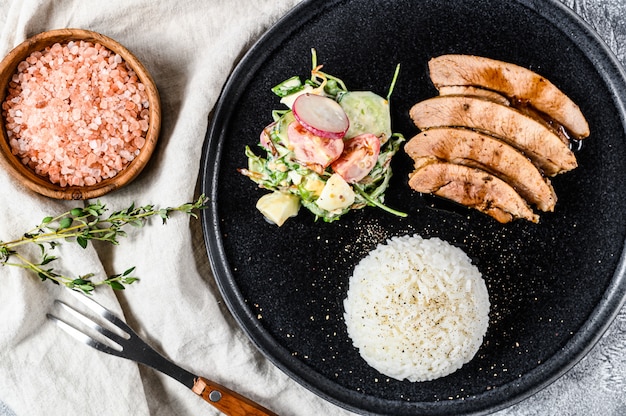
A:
240 49 406 226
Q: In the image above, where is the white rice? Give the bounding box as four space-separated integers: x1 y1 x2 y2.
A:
343 234 490 382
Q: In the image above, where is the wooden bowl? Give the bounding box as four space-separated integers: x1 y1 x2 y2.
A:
0 28 161 200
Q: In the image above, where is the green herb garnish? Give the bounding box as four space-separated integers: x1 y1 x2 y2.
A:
0 194 208 294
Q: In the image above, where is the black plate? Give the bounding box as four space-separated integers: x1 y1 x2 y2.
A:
200 0 626 414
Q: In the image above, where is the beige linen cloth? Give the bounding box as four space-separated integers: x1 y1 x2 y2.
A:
0 0 357 415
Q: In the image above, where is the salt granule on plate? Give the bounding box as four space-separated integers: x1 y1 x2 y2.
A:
1 40 150 187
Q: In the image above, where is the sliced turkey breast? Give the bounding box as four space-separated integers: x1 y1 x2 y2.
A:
409 95 577 176
428 54 590 139
405 128 557 212
408 159 539 223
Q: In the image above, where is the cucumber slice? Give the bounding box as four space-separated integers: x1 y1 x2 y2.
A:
339 91 392 140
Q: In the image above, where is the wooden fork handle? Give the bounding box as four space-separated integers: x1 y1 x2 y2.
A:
192 376 278 416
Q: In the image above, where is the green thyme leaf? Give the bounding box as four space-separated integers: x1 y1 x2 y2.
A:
58 217 72 230
40 255 57 266
76 236 88 249
106 281 125 290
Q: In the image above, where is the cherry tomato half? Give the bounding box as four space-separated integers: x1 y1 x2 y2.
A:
331 133 381 183
287 121 344 168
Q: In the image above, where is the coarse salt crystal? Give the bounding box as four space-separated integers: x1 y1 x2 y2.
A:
2 40 150 187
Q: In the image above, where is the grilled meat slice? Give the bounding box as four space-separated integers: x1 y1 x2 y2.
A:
408 159 539 223
405 128 557 212
438 87 569 145
409 95 577 176
428 54 590 139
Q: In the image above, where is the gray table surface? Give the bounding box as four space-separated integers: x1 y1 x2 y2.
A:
2 0 626 415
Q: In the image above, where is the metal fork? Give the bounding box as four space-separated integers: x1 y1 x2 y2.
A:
47 290 278 416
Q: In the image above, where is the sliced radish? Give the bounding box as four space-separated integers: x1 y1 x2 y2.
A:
287 121 344 168
292 93 349 140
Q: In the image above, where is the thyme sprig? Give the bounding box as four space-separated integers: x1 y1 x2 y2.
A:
0 194 208 294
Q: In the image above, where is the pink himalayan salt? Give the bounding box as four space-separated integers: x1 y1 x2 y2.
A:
1 40 150 187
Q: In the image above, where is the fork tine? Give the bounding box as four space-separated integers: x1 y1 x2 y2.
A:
67 289 135 335
47 312 124 357
54 299 130 346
